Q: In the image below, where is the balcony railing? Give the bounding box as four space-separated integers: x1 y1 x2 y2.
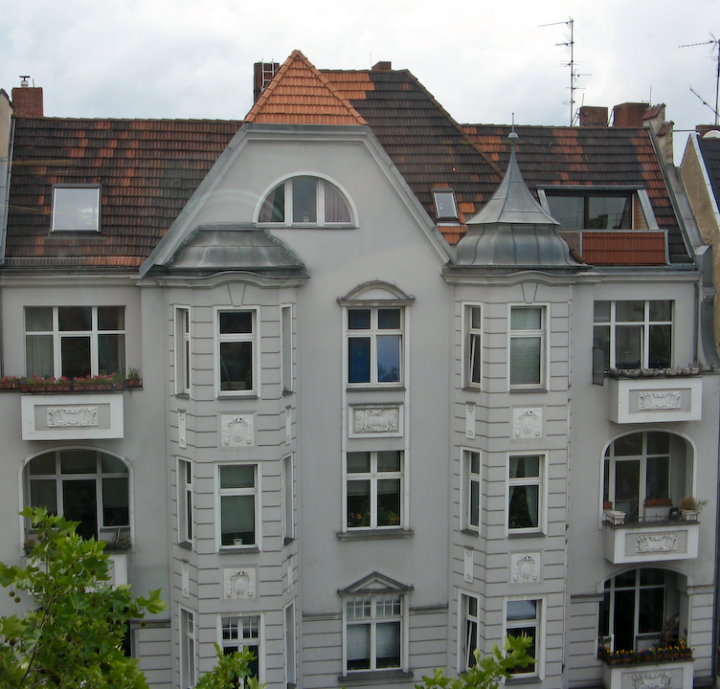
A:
559 229 668 266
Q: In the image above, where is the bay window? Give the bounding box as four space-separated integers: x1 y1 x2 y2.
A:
217 310 256 394
509 306 545 388
508 454 543 533
218 464 258 549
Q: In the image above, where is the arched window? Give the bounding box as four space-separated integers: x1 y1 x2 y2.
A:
603 432 690 522
258 176 352 225
25 449 130 542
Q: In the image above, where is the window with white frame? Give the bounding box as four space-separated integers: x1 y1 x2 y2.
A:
175 308 191 395
217 310 256 394
348 307 403 385
433 189 459 221
465 305 482 388
459 593 479 672
282 455 295 541
259 176 352 225
178 458 193 547
463 450 481 532
52 185 100 232
281 305 293 393
25 449 129 542
218 464 258 548
25 306 125 379
593 300 672 370
508 454 543 533
285 603 296 687
509 306 545 387
506 599 540 676
346 451 402 530
180 608 196 689
545 191 633 230
345 594 403 672
220 615 261 681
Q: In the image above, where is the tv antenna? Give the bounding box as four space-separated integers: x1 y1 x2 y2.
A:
679 35 720 126
540 17 589 126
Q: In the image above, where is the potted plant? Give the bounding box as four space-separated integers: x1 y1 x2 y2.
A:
124 368 143 388
72 374 117 392
0 375 21 391
22 375 72 393
678 496 706 521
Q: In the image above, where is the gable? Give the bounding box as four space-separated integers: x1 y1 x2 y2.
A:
338 571 413 596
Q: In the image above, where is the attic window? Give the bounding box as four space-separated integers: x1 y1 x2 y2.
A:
433 189 458 221
258 177 352 226
544 192 633 230
51 186 101 232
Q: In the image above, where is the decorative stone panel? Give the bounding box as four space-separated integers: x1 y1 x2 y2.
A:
465 403 475 439
511 552 541 583
221 414 254 447
601 660 693 689
349 404 402 438
512 408 543 439
178 409 187 448
464 548 473 583
224 567 256 599
609 377 702 424
603 521 699 564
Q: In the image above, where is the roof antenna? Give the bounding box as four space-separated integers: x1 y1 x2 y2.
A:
680 35 720 125
511 112 516 132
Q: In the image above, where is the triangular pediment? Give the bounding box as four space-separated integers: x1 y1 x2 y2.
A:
338 571 413 597
245 50 367 126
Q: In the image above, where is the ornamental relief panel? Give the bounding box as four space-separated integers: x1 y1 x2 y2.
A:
511 552 541 583
638 391 682 410
513 408 542 439
349 405 402 438
221 414 254 447
630 672 673 689
224 567 256 599
635 533 678 553
47 407 99 428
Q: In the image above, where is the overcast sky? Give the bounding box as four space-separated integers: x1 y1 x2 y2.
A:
2 0 719 162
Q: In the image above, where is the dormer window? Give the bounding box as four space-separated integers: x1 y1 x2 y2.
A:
433 189 458 221
258 176 352 225
51 185 100 232
544 192 633 230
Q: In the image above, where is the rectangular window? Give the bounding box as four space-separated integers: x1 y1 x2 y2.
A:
220 615 260 682
346 451 402 530
593 300 673 370
180 608 196 688
459 593 479 672
285 603 296 687
283 455 294 541
217 310 256 394
546 192 633 230
175 308 190 395
463 450 481 532
25 306 125 379
506 599 540 676
348 307 403 385
218 464 257 549
281 305 293 393
509 306 545 388
51 186 100 232
433 189 459 221
178 459 193 547
465 305 482 388
345 594 403 672
508 454 543 533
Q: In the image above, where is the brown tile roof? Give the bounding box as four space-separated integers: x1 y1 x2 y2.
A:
246 50 366 126
5 118 241 268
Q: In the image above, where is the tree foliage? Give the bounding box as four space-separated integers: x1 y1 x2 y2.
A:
194 644 264 689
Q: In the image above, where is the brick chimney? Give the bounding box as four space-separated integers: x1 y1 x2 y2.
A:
612 102 648 127
11 77 43 117
578 106 608 127
372 61 392 71
253 62 279 103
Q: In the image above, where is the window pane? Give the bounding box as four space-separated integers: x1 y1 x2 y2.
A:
615 326 641 369
102 477 129 526
616 301 644 322
61 450 97 474
470 479 480 527
348 310 371 330
98 334 125 376
220 495 255 545
378 309 401 330
324 183 351 223
594 301 611 323
470 307 482 329
509 485 539 529
588 196 632 229
377 451 401 473
646 432 669 455
347 480 371 528
470 452 480 475
507 600 537 621
593 325 610 370
219 342 253 391
101 454 128 474
30 479 58 513
98 306 124 330
377 335 400 383
507 626 536 674
292 177 317 223
347 453 371 474
434 190 458 219
62 479 98 540
259 184 285 222
638 586 664 634
510 456 540 479
219 311 252 334
511 307 541 330
613 433 643 456
646 457 669 500
615 460 640 519
510 337 541 385
59 306 92 331
348 338 371 383
377 479 401 526
29 454 56 475
649 324 671 368
347 624 371 670
650 301 672 322
547 196 584 229
61 337 91 378
376 621 401 668
26 335 54 378
220 465 254 489
26 307 53 331
53 187 99 231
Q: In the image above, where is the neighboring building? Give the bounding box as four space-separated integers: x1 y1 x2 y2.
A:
0 52 718 689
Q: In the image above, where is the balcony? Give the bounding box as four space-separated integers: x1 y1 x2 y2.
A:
602 659 693 689
559 230 668 266
603 514 699 564
608 374 702 424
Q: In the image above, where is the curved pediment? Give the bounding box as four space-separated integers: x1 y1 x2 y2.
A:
338 280 414 306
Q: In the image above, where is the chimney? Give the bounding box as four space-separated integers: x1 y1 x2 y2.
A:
578 106 608 127
253 62 279 103
612 102 648 127
11 76 43 117
372 61 392 71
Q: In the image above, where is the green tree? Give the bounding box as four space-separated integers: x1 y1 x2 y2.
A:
194 644 264 689
416 634 534 689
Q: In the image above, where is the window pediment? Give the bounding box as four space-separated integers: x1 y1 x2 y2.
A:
338 571 413 597
338 281 414 306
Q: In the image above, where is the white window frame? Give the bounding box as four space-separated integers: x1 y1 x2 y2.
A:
506 453 546 535
345 451 404 531
25 305 126 379
177 458 194 548
179 607 197 689
216 463 260 551
282 454 295 541
458 591 480 673
463 304 482 389
174 307 191 396
508 304 547 389
433 188 459 221
215 308 259 398
284 602 297 688
51 185 101 232
461 449 481 533
503 596 545 679
218 613 264 685
343 593 407 674
281 304 293 393
346 306 404 387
